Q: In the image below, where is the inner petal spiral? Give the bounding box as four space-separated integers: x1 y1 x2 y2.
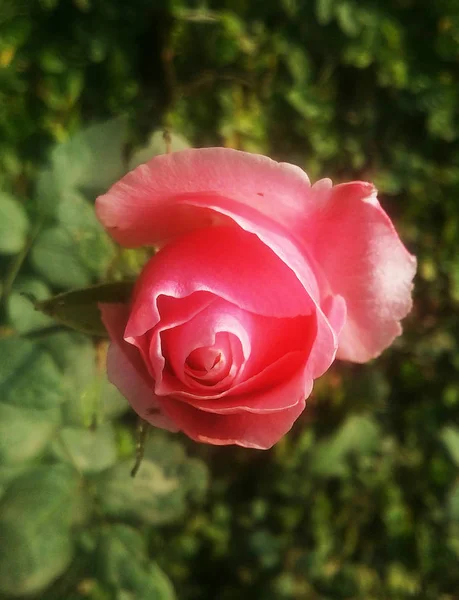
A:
183 331 234 386
157 299 250 394
186 347 222 373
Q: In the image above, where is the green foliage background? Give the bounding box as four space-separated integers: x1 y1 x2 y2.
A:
1 0 459 598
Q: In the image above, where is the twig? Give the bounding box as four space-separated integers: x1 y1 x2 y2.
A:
131 418 149 477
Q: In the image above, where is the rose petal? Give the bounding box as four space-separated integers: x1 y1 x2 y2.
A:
147 295 315 403
96 148 312 247
125 225 315 340
97 149 414 367
183 332 236 385
179 351 312 414
99 303 178 431
96 149 339 375
159 301 250 393
132 291 217 386
167 195 337 379
162 394 307 449
303 181 416 362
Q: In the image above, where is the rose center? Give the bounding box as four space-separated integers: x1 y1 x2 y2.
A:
185 347 222 374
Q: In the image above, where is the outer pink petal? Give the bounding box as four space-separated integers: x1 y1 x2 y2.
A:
96 148 311 247
304 182 416 362
162 395 307 449
100 303 178 431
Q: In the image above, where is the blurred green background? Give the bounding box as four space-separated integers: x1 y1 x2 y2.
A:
1 0 459 598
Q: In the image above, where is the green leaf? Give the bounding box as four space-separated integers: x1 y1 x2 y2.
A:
31 189 116 288
7 277 53 333
282 43 310 85
440 426 459 466
310 415 381 477
450 482 459 521
0 192 28 254
51 116 129 194
0 403 61 465
316 0 334 25
329 414 382 455
0 337 64 410
145 432 209 501
96 459 180 525
31 227 92 289
0 464 28 501
54 423 118 474
100 372 130 419
98 524 147 584
35 280 135 336
0 464 79 596
0 337 63 464
39 331 98 425
97 525 176 599
56 191 116 276
35 168 61 218
129 129 190 170
336 1 360 36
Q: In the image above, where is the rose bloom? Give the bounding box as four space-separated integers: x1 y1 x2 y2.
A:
96 148 416 449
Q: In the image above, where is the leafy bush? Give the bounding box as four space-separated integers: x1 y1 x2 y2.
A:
1 0 459 598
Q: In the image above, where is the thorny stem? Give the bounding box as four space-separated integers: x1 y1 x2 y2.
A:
131 418 149 477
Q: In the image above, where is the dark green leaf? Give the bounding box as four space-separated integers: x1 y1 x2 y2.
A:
34 280 135 336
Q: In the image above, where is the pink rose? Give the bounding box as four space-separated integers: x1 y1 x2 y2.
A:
96 148 416 449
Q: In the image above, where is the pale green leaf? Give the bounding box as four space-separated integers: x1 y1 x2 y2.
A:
0 464 79 596
448 482 459 522
0 337 64 410
96 459 180 525
7 277 53 333
57 191 115 276
0 403 61 465
54 423 117 474
39 331 98 425
97 525 176 599
441 426 459 466
310 415 381 477
129 130 190 170
51 116 129 194
316 0 334 25
0 192 28 254
31 227 92 289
